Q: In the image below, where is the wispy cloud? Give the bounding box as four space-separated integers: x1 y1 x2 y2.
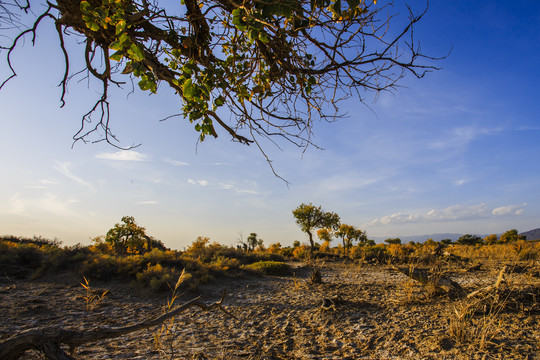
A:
429 126 503 150
315 174 380 192
8 193 25 214
136 200 158 205
163 158 190 166
6 192 81 217
453 179 468 186
95 150 150 161
205 162 232 166
188 179 209 186
217 181 259 195
492 203 527 216
54 162 94 189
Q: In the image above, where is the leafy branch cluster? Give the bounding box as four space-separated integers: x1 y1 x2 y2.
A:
1 0 437 176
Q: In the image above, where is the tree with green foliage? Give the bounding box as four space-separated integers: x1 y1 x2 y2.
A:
292 203 339 252
384 238 401 245
1 0 436 176
336 224 367 255
102 216 164 254
483 234 498 245
499 229 526 243
246 232 264 251
316 228 332 243
456 234 482 246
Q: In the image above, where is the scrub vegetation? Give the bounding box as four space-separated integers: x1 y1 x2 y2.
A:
1 215 539 359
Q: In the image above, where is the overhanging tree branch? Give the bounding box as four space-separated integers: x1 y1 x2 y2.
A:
1 0 441 175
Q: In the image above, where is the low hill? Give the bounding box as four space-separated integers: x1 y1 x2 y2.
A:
520 228 540 241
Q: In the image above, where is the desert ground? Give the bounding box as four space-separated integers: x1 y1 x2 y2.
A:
1 260 539 359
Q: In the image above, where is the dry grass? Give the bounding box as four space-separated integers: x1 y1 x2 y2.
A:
80 276 108 311
448 293 507 351
152 269 190 357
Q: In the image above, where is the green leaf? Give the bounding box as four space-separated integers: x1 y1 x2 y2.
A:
138 79 150 91
183 79 195 98
89 21 100 32
109 40 123 51
214 95 225 107
109 51 124 61
115 20 127 35
80 1 92 12
258 32 269 43
129 43 145 62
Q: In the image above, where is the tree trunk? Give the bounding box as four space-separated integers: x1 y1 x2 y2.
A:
308 231 314 252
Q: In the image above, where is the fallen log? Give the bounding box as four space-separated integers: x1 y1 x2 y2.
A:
391 266 463 293
0 293 235 360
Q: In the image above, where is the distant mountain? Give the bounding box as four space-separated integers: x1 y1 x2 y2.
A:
373 233 469 243
373 228 540 243
520 228 540 241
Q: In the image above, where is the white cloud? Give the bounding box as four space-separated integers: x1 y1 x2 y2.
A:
54 162 94 189
369 203 490 226
95 150 150 161
163 158 190 166
425 203 488 221
492 203 527 216
374 213 420 225
188 179 209 186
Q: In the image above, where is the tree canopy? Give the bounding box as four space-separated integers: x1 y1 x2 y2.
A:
335 223 366 254
95 215 165 254
292 202 339 251
1 0 436 175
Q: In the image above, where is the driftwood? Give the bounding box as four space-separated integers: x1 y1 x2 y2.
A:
0 293 235 360
392 266 464 293
467 266 506 299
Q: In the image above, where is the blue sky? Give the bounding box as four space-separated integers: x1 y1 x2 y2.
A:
1 1 539 248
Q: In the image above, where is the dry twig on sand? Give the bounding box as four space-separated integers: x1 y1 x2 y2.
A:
0 292 235 360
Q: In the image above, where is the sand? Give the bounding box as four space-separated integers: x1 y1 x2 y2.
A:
1 261 538 359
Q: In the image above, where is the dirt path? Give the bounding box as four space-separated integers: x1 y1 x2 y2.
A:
1 262 538 359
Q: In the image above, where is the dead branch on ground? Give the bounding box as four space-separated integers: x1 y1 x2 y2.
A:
0 292 235 360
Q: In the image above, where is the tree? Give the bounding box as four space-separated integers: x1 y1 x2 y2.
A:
499 229 526 243
456 234 482 246
384 238 401 245
1 0 437 176
335 223 367 255
316 228 333 243
103 216 164 254
292 203 339 252
483 234 498 245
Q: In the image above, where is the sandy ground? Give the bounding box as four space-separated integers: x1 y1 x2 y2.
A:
1 261 539 359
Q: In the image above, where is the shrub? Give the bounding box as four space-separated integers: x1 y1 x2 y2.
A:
244 261 292 276
292 245 311 260
135 263 184 291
